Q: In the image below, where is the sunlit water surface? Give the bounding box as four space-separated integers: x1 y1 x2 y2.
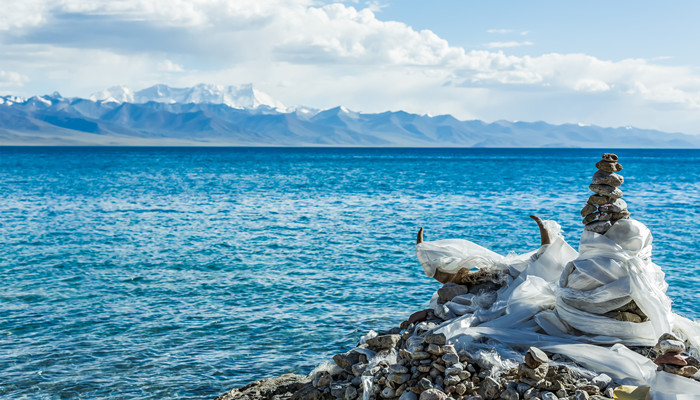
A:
1 147 698 399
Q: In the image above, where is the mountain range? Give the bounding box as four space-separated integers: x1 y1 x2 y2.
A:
1 83 698 147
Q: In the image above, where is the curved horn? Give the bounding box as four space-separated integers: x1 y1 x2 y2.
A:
529 215 551 245
416 227 424 244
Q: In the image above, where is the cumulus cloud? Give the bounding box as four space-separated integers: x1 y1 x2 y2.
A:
2 0 700 132
0 70 29 87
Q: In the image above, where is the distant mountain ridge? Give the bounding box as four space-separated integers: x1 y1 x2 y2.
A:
0 84 698 147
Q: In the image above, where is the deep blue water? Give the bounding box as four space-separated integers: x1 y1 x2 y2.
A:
1 147 699 399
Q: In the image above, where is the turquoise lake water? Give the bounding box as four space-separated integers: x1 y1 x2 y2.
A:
1 147 698 399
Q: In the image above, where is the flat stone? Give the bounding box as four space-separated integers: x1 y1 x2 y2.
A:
399 392 418 400
582 212 599 225
611 210 631 220
661 364 699 377
587 194 611 205
526 347 549 366
598 198 627 213
598 212 612 221
478 376 501 400
500 388 519 400
602 153 619 162
589 184 623 199
592 170 624 187
366 334 401 351
387 373 411 386
541 391 557 400
596 160 623 173
445 364 463 375
581 204 597 217
518 363 548 381
660 339 686 355
417 365 431 373
437 284 470 302
654 353 688 366
419 388 447 400
585 220 612 234
333 351 361 371
591 374 612 391
432 362 446 372
427 344 442 355
412 351 431 360
441 345 456 354
444 375 461 386
381 387 396 398
442 353 460 366
425 333 447 345
391 364 410 374
574 389 590 400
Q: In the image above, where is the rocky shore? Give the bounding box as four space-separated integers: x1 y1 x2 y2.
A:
216 294 698 400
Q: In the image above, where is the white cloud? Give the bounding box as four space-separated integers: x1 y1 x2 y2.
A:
0 70 29 87
3 0 700 133
484 41 534 49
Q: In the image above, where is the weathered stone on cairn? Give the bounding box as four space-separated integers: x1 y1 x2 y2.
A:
583 153 630 234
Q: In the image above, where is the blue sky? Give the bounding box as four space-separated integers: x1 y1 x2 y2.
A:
2 0 700 134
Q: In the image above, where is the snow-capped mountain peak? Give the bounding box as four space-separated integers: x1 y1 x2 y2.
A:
89 83 287 111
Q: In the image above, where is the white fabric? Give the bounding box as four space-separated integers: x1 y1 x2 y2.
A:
415 218 700 398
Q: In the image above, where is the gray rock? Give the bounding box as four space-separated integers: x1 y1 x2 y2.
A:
445 364 463 375
598 212 613 221
610 210 631 221
333 352 361 371
438 283 470 302
216 374 311 400
315 373 332 388
444 375 461 386
442 353 460 366
580 204 597 217
420 388 447 400
592 171 624 187
585 220 612 233
432 362 446 373
458 370 471 380
381 387 396 398
516 382 531 395
517 363 548 381
391 364 410 374
344 384 358 400
582 212 600 225
387 373 411 387
540 391 557 400
425 333 447 345
427 344 443 355
589 184 623 199
412 351 431 360
500 387 519 400
526 347 549 366
400 391 418 400
478 376 501 400
598 198 627 213
442 345 456 354
556 389 567 398
591 373 612 391
523 387 539 400
418 365 431 373
587 194 610 205
366 334 401 351
454 383 468 396
595 160 622 173
351 363 367 377
331 383 348 398
574 389 590 400
418 377 434 391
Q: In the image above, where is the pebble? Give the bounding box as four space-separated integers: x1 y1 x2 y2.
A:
425 333 447 345
591 373 612 391
419 388 447 400
391 364 410 374
381 387 396 398
412 351 431 360
387 373 411 386
442 353 460 366
582 212 599 225
580 204 597 217
587 194 610 205
589 184 623 199
595 160 622 173
437 284 470 302
585 221 612 233
525 347 548 368
610 210 631 220
345 385 358 400
432 362 446 373
592 171 624 187
442 345 456 354
500 387 519 400
598 199 627 213
574 389 590 400
602 153 618 162
654 353 688 366
444 375 461 386
659 339 686 355
366 334 401 351
400 391 418 400
445 364 463 375
479 376 501 399
598 212 612 221
541 391 557 400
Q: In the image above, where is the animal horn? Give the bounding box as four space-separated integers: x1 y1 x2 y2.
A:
529 215 551 245
416 227 424 244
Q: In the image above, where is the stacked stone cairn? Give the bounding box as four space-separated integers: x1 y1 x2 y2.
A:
653 333 700 378
581 153 630 235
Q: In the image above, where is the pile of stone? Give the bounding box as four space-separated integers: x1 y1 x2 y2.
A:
581 153 630 234
653 334 700 378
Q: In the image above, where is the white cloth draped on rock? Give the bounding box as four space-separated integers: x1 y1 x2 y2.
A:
415 218 700 398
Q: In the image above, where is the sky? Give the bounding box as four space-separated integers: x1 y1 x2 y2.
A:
2 0 700 134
